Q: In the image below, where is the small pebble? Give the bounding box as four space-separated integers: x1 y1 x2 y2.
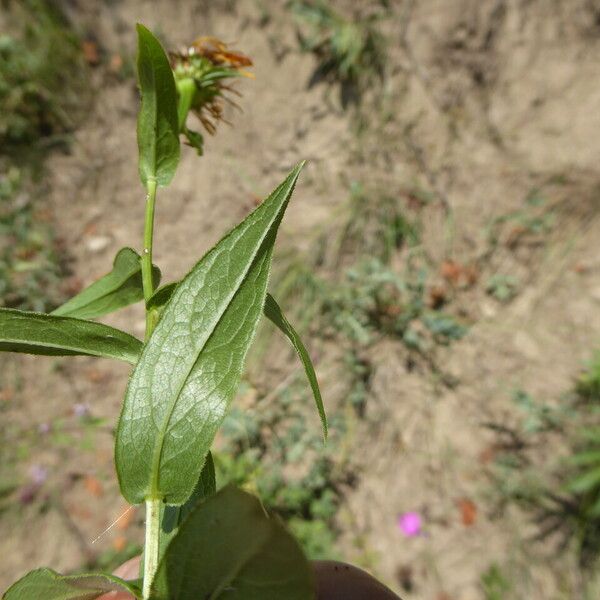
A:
86 235 111 253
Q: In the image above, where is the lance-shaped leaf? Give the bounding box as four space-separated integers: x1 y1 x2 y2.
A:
3 568 142 600
0 308 142 364
136 24 180 187
159 452 216 559
150 486 313 600
51 248 160 320
264 293 327 439
142 287 328 439
116 163 304 504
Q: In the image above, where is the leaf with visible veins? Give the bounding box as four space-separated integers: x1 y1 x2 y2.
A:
115 163 304 504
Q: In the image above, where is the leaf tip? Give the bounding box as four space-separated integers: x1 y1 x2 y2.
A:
295 159 307 174
135 22 149 38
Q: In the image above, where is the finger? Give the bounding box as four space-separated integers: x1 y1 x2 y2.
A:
113 556 141 580
312 560 402 600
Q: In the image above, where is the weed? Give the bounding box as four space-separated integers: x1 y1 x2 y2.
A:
0 0 88 311
486 188 556 251
0 0 85 153
575 351 600 401
486 274 519 302
0 162 68 311
215 380 350 559
481 563 512 600
563 425 600 564
290 0 388 104
323 258 467 352
488 355 600 571
268 181 466 415
512 389 563 434
333 182 421 265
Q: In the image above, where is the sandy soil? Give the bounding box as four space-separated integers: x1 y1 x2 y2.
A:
2 1 600 598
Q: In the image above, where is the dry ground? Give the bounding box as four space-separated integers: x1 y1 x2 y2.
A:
2 1 600 598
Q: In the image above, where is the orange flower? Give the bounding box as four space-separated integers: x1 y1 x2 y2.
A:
170 37 253 147
188 36 253 71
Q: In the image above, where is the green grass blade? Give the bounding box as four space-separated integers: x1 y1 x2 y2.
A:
567 466 600 494
568 450 600 466
51 248 160 320
0 308 142 364
115 163 304 504
264 293 327 440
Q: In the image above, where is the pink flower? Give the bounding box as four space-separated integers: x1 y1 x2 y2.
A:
38 422 51 434
73 403 89 418
28 464 48 485
398 511 422 537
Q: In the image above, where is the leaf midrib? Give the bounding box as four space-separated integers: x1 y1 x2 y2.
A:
207 529 271 600
0 309 142 363
147 208 284 501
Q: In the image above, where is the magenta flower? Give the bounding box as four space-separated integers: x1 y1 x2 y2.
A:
398 511 422 537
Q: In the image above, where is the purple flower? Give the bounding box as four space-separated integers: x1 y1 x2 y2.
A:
38 422 51 434
398 511 422 537
73 403 89 418
28 464 48 485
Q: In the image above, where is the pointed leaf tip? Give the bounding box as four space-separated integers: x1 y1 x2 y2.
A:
136 23 180 187
264 293 328 440
116 165 304 504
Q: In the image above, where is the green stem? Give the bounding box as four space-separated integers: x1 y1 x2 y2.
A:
141 178 160 599
143 498 161 599
142 177 158 340
176 77 196 132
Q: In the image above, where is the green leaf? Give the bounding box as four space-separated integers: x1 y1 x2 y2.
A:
264 293 327 439
0 308 142 364
51 248 160 320
176 77 197 131
3 568 142 600
590 494 600 517
146 282 178 313
116 163 304 504
143 290 328 442
569 450 600 466
567 466 600 494
183 128 204 156
159 452 216 558
150 486 314 600
136 24 180 187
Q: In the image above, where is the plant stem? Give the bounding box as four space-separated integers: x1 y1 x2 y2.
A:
142 177 158 340
142 177 160 599
143 498 161 599
176 77 196 131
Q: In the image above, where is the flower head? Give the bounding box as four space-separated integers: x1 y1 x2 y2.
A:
170 37 253 150
397 511 422 537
